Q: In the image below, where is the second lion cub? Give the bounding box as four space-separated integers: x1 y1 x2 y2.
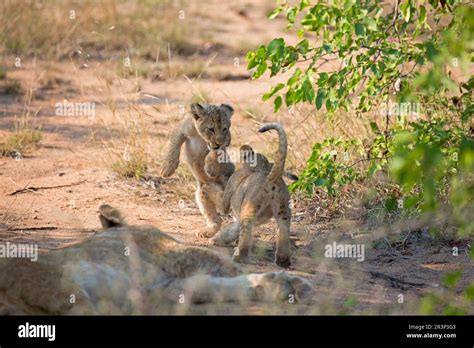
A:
210 123 293 268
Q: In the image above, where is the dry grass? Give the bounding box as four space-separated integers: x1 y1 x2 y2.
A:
102 97 150 180
0 112 42 157
1 70 42 157
111 150 148 180
0 0 210 60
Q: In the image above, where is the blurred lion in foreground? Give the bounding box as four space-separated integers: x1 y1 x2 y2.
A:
0 205 313 314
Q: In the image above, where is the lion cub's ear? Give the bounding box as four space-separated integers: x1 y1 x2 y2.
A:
239 145 254 162
99 204 127 229
220 104 234 118
191 103 205 120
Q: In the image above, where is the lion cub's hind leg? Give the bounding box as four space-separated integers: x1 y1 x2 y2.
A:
272 190 292 268
232 203 257 263
210 221 239 246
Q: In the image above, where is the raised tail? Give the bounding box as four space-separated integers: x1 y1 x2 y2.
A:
258 123 287 183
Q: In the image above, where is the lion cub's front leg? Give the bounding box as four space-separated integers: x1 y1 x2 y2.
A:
196 183 222 238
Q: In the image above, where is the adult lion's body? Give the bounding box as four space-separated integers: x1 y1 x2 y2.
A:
0 206 313 314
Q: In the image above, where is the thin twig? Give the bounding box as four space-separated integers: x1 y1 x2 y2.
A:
335 261 426 289
7 226 58 231
8 180 86 195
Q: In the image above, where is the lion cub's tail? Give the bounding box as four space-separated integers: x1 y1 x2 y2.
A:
99 204 127 228
258 123 287 183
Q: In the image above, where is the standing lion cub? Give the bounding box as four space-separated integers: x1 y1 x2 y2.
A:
160 103 235 238
209 123 293 268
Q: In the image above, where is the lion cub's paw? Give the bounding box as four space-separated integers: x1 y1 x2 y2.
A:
232 247 249 263
160 160 179 177
196 226 219 239
210 230 237 246
275 253 291 268
204 161 218 178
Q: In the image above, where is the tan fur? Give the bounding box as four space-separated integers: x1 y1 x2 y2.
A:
160 103 235 238
237 144 299 182
0 206 313 314
210 123 293 268
204 149 235 189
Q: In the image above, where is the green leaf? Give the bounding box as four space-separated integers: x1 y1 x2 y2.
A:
287 6 298 24
287 68 302 86
400 0 412 22
267 38 285 58
459 137 474 171
370 121 380 133
365 18 377 31
268 7 283 19
367 162 382 178
403 195 419 209
355 23 365 37
385 197 397 211
424 41 438 61
274 96 282 112
443 270 462 288
322 43 332 53
316 89 326 110
313 178 326 186
461 104 473 122
262 83 285 101
442 306 467 315
254 62 267 79
302 79 315 102
343 295 358 308
464 283 474 301
318 72 329 85
419 5 427 25
296 39 309 54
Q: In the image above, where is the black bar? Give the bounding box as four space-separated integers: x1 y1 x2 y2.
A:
0 315 472 346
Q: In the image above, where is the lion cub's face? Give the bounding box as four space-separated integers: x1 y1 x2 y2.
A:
191 103 233 150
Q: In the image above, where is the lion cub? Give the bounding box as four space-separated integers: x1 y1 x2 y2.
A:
209 123 293 268
160 103 235 238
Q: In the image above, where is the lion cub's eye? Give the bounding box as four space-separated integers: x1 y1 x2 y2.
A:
207 127 215 133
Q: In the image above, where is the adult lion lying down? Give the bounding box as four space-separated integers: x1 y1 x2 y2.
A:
0 205 313 314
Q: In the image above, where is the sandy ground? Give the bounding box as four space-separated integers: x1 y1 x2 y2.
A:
0 1 472 314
